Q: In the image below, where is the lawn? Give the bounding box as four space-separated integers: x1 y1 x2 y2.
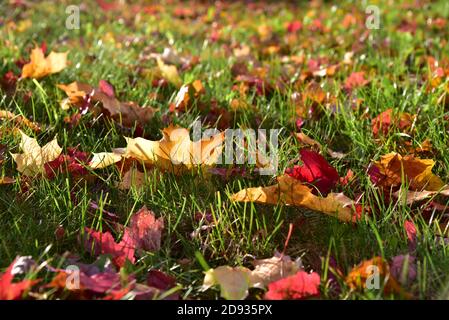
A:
1 0 449 300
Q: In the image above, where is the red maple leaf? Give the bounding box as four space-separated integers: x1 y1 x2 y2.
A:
344 71 368 91
0 260 39 300
265 271 320 300
128 206 164 252
44 147 89 179
285 149 339 195
404 220 417 243
84 228 135 268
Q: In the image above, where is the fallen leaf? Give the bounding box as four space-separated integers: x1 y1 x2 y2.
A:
128 206 164 252
11 130 62 176
96 125 225 175
202 266 253 300
344 71 369 91
371 109 415 137
89 152 123 169
157 58 182 87
285 149 339 195
295 132 346 159
118 167 147 190
21 46 68 79
345 256 408 297
58 81 157 127
232 174 359 222
250 253 302 288
0 109 40 132
0 259 39 300
83 228 135 268
265 271 320 300
368 153 444 191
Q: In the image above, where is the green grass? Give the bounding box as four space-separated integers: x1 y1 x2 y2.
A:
2 0 449 300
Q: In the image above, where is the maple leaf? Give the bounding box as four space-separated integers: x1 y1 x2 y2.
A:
390 254 417 285
83 228 135 268
44 147 89 179
345 256 410 297
0 109 40 132
232 174 360 222
91 125 225 175
404 220 417 243
118 167 147 190
202 266 253 300
57 81 157 127
89 152 123 169
371 109 415 137
11 130 62 176
0 259 39 300
285 149 339 195
157 58 183 88
344 71 369 91
368 153 444 191
295 132 346 159
264 271 320 300
21 46 68 79
128 206 164 252
250 253 302 288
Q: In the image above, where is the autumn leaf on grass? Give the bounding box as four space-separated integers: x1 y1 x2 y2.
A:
48 268 128 298
118 167 148 190
58 80 157 128
368 153 444 191
11 130 62 176
202 266 253 300
89 152 123 169
157 58 183 88
285 149 339 195
250 253 302 288
393 186 449 205
91 125 225 175
295 132 346 159
265 271 320 300
371 109 415 137
232 174 360 222
343 71 369 92
345 256 411 298
0 109 40 132
202 253 304 300
21 46 68 79
44 147 90 179
0 259 39 300
83 228 135 268
128 206 164 252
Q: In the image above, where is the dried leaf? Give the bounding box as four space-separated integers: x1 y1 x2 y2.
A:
232 174 359 222
11 130 62 176
21 46 68 79
369 153 444 191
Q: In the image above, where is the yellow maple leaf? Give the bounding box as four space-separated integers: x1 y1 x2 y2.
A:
202 266 253 300
372 152 444 191
11 130 62 176
231 174 359 222
91 125 224 175
22 46 68 79
157 57 182 88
